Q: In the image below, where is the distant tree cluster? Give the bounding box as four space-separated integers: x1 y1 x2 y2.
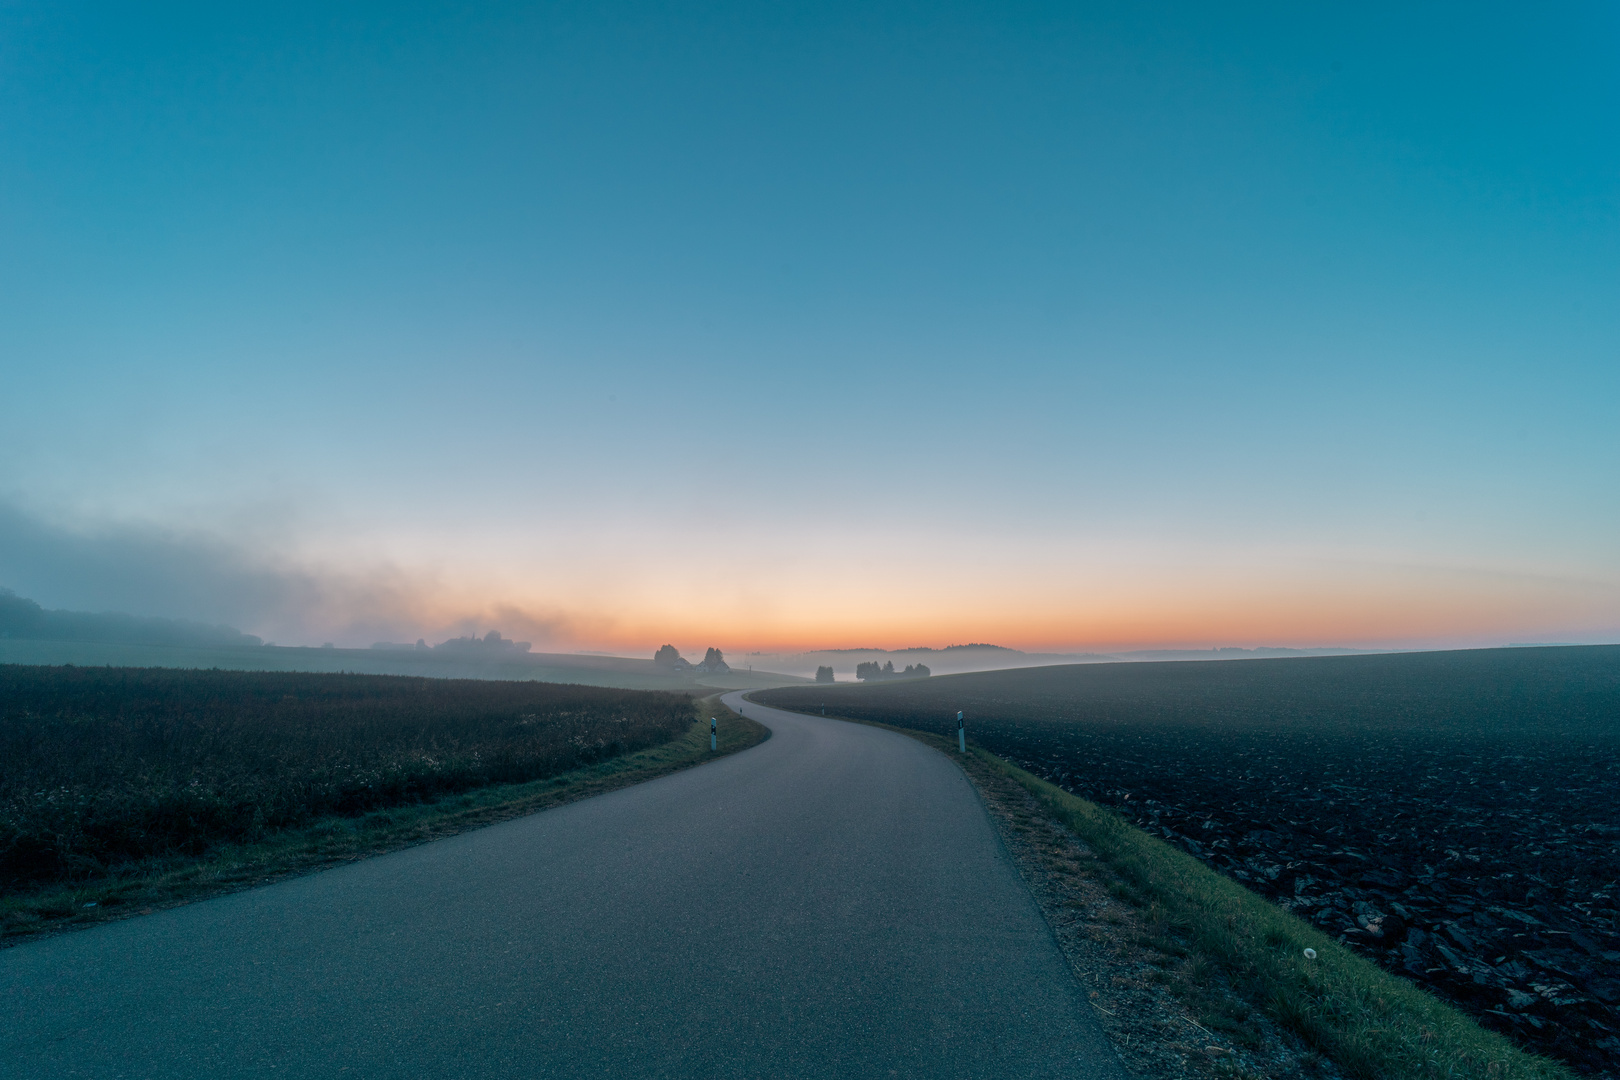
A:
815 666 835 683
855 660 930 681
432 630 531 654
652 645 730 674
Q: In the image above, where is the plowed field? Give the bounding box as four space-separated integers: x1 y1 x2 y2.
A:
758 646 1620 1076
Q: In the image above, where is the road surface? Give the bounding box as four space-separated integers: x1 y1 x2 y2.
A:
1 692 1126 1079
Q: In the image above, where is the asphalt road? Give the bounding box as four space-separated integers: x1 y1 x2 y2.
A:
1 693 1127 1079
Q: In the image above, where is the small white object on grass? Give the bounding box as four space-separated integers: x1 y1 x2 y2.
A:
1303 948 1317 960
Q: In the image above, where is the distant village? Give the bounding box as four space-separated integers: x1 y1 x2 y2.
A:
652 645 731 674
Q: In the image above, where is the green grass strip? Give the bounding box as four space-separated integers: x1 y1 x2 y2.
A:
968 746 1571 1080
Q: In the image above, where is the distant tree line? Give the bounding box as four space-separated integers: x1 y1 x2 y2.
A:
372 632 534 653
0 588 262 649
432 630 531 654
855 660 930 681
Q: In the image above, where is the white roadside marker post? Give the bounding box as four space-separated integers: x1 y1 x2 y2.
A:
957 711 965 753
710 716 717 751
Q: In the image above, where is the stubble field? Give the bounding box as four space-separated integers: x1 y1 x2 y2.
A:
1 665 696 891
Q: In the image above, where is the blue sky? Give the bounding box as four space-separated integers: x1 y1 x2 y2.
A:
2 2 1617 651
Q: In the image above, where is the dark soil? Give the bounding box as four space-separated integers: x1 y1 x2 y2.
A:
759 646 1620 1076
952 730 1345 1079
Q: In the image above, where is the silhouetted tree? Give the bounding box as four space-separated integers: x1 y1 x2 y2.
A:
653 644 682 668
815 666 834 683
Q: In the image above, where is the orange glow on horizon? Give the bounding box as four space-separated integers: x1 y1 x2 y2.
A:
385 558 1618 657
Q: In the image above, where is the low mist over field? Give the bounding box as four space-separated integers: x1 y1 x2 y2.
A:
0 581 1381 683
744 643 1375 680
0 588 808 692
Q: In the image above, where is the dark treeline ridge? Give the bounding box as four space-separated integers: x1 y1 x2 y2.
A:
758 646 1620 1074
0 665 695 888
0 588 262 649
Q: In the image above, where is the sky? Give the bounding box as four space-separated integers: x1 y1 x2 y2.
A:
1 1 1617 654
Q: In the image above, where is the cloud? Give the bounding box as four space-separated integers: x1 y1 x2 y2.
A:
0 501 578 648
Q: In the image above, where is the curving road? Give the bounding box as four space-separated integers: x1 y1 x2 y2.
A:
0 693 1126 1079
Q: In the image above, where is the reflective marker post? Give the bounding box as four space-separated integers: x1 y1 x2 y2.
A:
957 711 965 753
710 716 718 751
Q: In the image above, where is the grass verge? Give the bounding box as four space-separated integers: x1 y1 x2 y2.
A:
2 694 765 947
793 708 1572 1080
